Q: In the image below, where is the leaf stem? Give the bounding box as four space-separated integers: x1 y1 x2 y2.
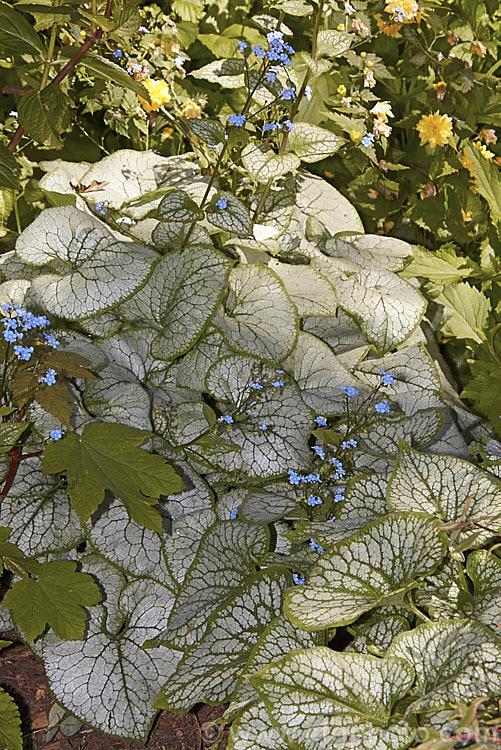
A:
7 0 112 153
40 4 60 91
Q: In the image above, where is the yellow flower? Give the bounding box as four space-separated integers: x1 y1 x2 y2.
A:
416 111 453 148
181 99 202 118
337 84 347 96
474 140 495 160
377 13 402 35
370 101 394 122
337 23 345 31
350 130 362 143
385 0 419 21
138 78 171 113
460 149 474 176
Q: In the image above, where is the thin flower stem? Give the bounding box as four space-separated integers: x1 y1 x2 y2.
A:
40 3 60 90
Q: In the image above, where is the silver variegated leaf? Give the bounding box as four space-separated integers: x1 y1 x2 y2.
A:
15 206 155 320
228 700 291 750
387 620 501 714
268 260 337 316
161 521 270 648
206 192 252 236
359 409 445 456
119 246 232 360
282 332 360 414
345 614 410 654
288 123 344 163
324 234 412 273
242 143 300 183
303 311 369 354
296 173 364 235
250 647 415 750
156 189 204 223
284 513 446 630
239 484 307 523
33 579 181 740
204 356 312 478
387 443 501 530
155 568 290 711
216 265 298 361
191 58 245 87
0 458 84 556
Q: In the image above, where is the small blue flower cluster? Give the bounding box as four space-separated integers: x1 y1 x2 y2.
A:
362 132 375 148
328 457 345 480
2 304 50 345
307 494 322 506
227 113 246 127
278 86 296 101
218 415 233 424
50 429 64 440
39 368 57 386
95 200 113 216
380 369 397 385
315 415 327 427
333 487 345 503
340 386 359 397
341 438 357 450
216 198 228 210
293 572 305 585
374 400 390 414
230 509 238 519
309 539 324 553
113 49 122 58
240 31 295 67
312 445 325 460
288 470 321 486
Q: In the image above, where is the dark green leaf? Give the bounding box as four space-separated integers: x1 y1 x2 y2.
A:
0 0 46 54
0 145 20 191
18 85 70 147
0 687 22 750
3 559 102 641
42 422 186 532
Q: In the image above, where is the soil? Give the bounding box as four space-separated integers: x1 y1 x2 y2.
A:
0 631 229 750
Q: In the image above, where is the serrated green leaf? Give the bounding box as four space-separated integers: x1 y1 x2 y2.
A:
242 143 300 183
282 332 360 414
155 568 290 711
204 356 312 478
288 123 344 163
388 443 501 531
3 559 101 641
15 206 155 320
399 246 471 285
216 264 298 361
162 521 269 648
0 687 22 750
34 578 181 740
156 189 204 223
18 85 69 147
1 458 84 556
250 647 415 750
42 422 185 533
0 145 20 191
387 620 501 714
206 192 252 236
316 29 353 57
284 513 446 630
435 282 491 343
60 48 151 102
465 142 501 221
0 0 46 53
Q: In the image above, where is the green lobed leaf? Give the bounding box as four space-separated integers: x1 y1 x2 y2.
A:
42 422 185 533
284 513 446 631
0 688 23 750
0 0 46 53
18 85 70 148
387 620 501 714
465 142 501 222
435 282 491 344
216 264 298 361
59 48 151 102
15 206 155 320
206 192 252 236
249 647 415 750
242 143 301 183
155 568 290 711
3 560 102 641
288 123 344 163
0 145 20 191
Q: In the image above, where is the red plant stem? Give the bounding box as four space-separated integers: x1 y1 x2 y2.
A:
0 407 26 502
7 0 112 153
